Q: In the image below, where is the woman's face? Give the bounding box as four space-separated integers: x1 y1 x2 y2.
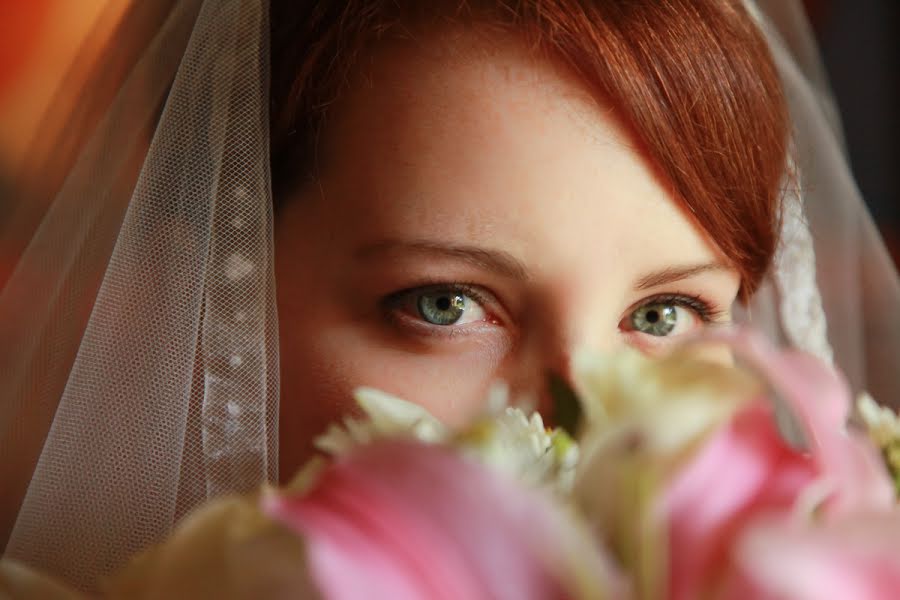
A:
275 31 740 474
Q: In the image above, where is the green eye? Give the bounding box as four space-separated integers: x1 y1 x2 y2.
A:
631 303 678 336
417 292 468 325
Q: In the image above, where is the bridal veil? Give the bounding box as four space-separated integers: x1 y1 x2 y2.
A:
0 0 897 590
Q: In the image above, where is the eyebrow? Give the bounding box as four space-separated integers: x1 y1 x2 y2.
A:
634 262 730 290
355 239 531 280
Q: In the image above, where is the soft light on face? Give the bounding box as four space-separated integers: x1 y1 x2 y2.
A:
275 30 741 475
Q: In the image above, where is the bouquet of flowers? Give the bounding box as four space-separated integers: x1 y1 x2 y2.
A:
3 330 900 599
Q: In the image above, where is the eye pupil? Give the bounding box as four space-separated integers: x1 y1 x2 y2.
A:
645 309 660 324
435 296 452 311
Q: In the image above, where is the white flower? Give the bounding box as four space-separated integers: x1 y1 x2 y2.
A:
314 387 448 455
573 347 755 457
455 407 579 493
856 393 900 496
315 384 579 493
856 393 900 448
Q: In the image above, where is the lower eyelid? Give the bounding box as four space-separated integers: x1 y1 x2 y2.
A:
385 309 505 341
620 331 672 355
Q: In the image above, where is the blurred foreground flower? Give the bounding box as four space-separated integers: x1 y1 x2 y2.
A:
1 494 318 599
101 496 318 599
316 385 578 493
572 330 899 599
572 345 764 598
105 439 619 599
4 328 900 599
265 440 621 600
0 559 82 600
857 393 900 494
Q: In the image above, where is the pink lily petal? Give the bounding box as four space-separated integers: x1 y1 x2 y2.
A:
726 512 900 600
662 402 817 600
263 440 622 600
700 328 894 514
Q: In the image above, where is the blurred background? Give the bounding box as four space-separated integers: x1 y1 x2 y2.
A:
805 0 900 266
0 1 129 179
0 0 897 266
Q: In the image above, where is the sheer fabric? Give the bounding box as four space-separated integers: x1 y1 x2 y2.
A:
0 0 897 591
742 0 900 406
1 0 278 589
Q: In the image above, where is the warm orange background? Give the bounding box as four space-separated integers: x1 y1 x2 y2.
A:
0 0 129 172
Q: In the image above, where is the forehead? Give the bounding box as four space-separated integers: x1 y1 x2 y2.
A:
310 28 723 283
321 28 606 168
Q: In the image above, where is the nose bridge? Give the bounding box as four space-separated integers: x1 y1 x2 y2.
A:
504 290 614 416
535 315 576 386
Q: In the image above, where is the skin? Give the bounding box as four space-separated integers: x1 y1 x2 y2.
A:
275 29 741 478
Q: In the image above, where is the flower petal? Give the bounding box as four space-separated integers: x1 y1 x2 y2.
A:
0 560 84 599
730 513 900 600
662 402 816 600
103 496 319 599
264 440 623 600
703 328 894 514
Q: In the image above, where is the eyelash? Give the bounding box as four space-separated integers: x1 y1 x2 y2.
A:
381 283 501 330
381 284 726 336
383 282 491 306
630 292 725 324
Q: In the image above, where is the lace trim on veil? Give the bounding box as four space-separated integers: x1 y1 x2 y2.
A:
773 176 835 365
744 0 835 366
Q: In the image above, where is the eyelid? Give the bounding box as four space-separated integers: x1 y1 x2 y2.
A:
625 292 726 325
385 282 489 306
382 282 507 325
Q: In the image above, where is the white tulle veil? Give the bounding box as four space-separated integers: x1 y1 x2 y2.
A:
1 0 278 587
741 0 900 405
1 0 897 591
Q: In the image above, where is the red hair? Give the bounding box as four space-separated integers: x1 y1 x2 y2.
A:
271 0 789 297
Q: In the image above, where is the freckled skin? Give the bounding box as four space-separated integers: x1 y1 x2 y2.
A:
274 30 740 478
